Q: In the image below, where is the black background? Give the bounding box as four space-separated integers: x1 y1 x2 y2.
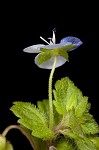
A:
0 1 98 149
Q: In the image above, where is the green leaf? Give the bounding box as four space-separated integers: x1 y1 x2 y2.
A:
53 76 99 144
56 138 75 150
75 96 88 118
10 102 54 140
53 77 82 114
61 130 78 139
32 137 48 150
37 99 62 126
89 136 99 149
66 109 83 135
53 77 68 115
81 118 99 134
37 52 51 65
75 137 97 150
37 99 49 124
66 93 77 111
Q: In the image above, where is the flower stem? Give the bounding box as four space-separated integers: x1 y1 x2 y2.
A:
2 125 37 150
49 56 57 129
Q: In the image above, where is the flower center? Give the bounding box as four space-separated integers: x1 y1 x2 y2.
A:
40 29 56 45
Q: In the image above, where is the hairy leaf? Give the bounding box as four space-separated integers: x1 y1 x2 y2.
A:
37 99 62 126
53 77 68 115
81 118 99 135
75 137 97 150
66 109 83 135
89 136 99 149
56 138 75 150
75 96 88 118
37 99 49 124
53 77 83 114
10 102 54 140
53 76 99 146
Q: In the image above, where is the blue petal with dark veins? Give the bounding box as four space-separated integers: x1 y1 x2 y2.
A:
60 36 83 51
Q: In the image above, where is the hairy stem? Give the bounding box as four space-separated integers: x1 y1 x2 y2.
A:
2 125 37 150
49 56 57 129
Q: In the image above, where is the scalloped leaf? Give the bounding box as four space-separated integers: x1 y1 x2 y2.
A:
10 102 54 140
37 99 62 126
75 96 88 118
75 137 97 150
66 109 83 135
81 118 99 135
53 77 68 115
37 99 49 124
53 77 83 115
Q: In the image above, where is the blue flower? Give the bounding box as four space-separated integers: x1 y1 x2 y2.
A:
23 30 82 69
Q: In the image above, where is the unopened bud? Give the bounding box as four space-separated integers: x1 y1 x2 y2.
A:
0 135 13 150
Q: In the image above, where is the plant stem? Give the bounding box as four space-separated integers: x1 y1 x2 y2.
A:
2 125 37 150
49 56 57 129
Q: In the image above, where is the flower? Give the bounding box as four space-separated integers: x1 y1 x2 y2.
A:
23 29 82 69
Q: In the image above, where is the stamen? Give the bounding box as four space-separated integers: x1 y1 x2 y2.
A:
52 29 56 44
48 38 53 44
40 36 50 44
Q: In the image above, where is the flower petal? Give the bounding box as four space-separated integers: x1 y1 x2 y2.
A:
60 36 83 51
35 54 66 69
23 44 45 53
43 42 71 50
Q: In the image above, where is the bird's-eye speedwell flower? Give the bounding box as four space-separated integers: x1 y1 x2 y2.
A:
23 29 82 69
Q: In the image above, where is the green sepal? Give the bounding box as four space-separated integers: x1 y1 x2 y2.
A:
37 52 52 65
57 44 75 52
38 44 75 65
10 102 54 140
40 48 50 52
58 50 69 61
40 44 75 53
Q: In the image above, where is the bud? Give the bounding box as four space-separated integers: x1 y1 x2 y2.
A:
0 135 13 150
